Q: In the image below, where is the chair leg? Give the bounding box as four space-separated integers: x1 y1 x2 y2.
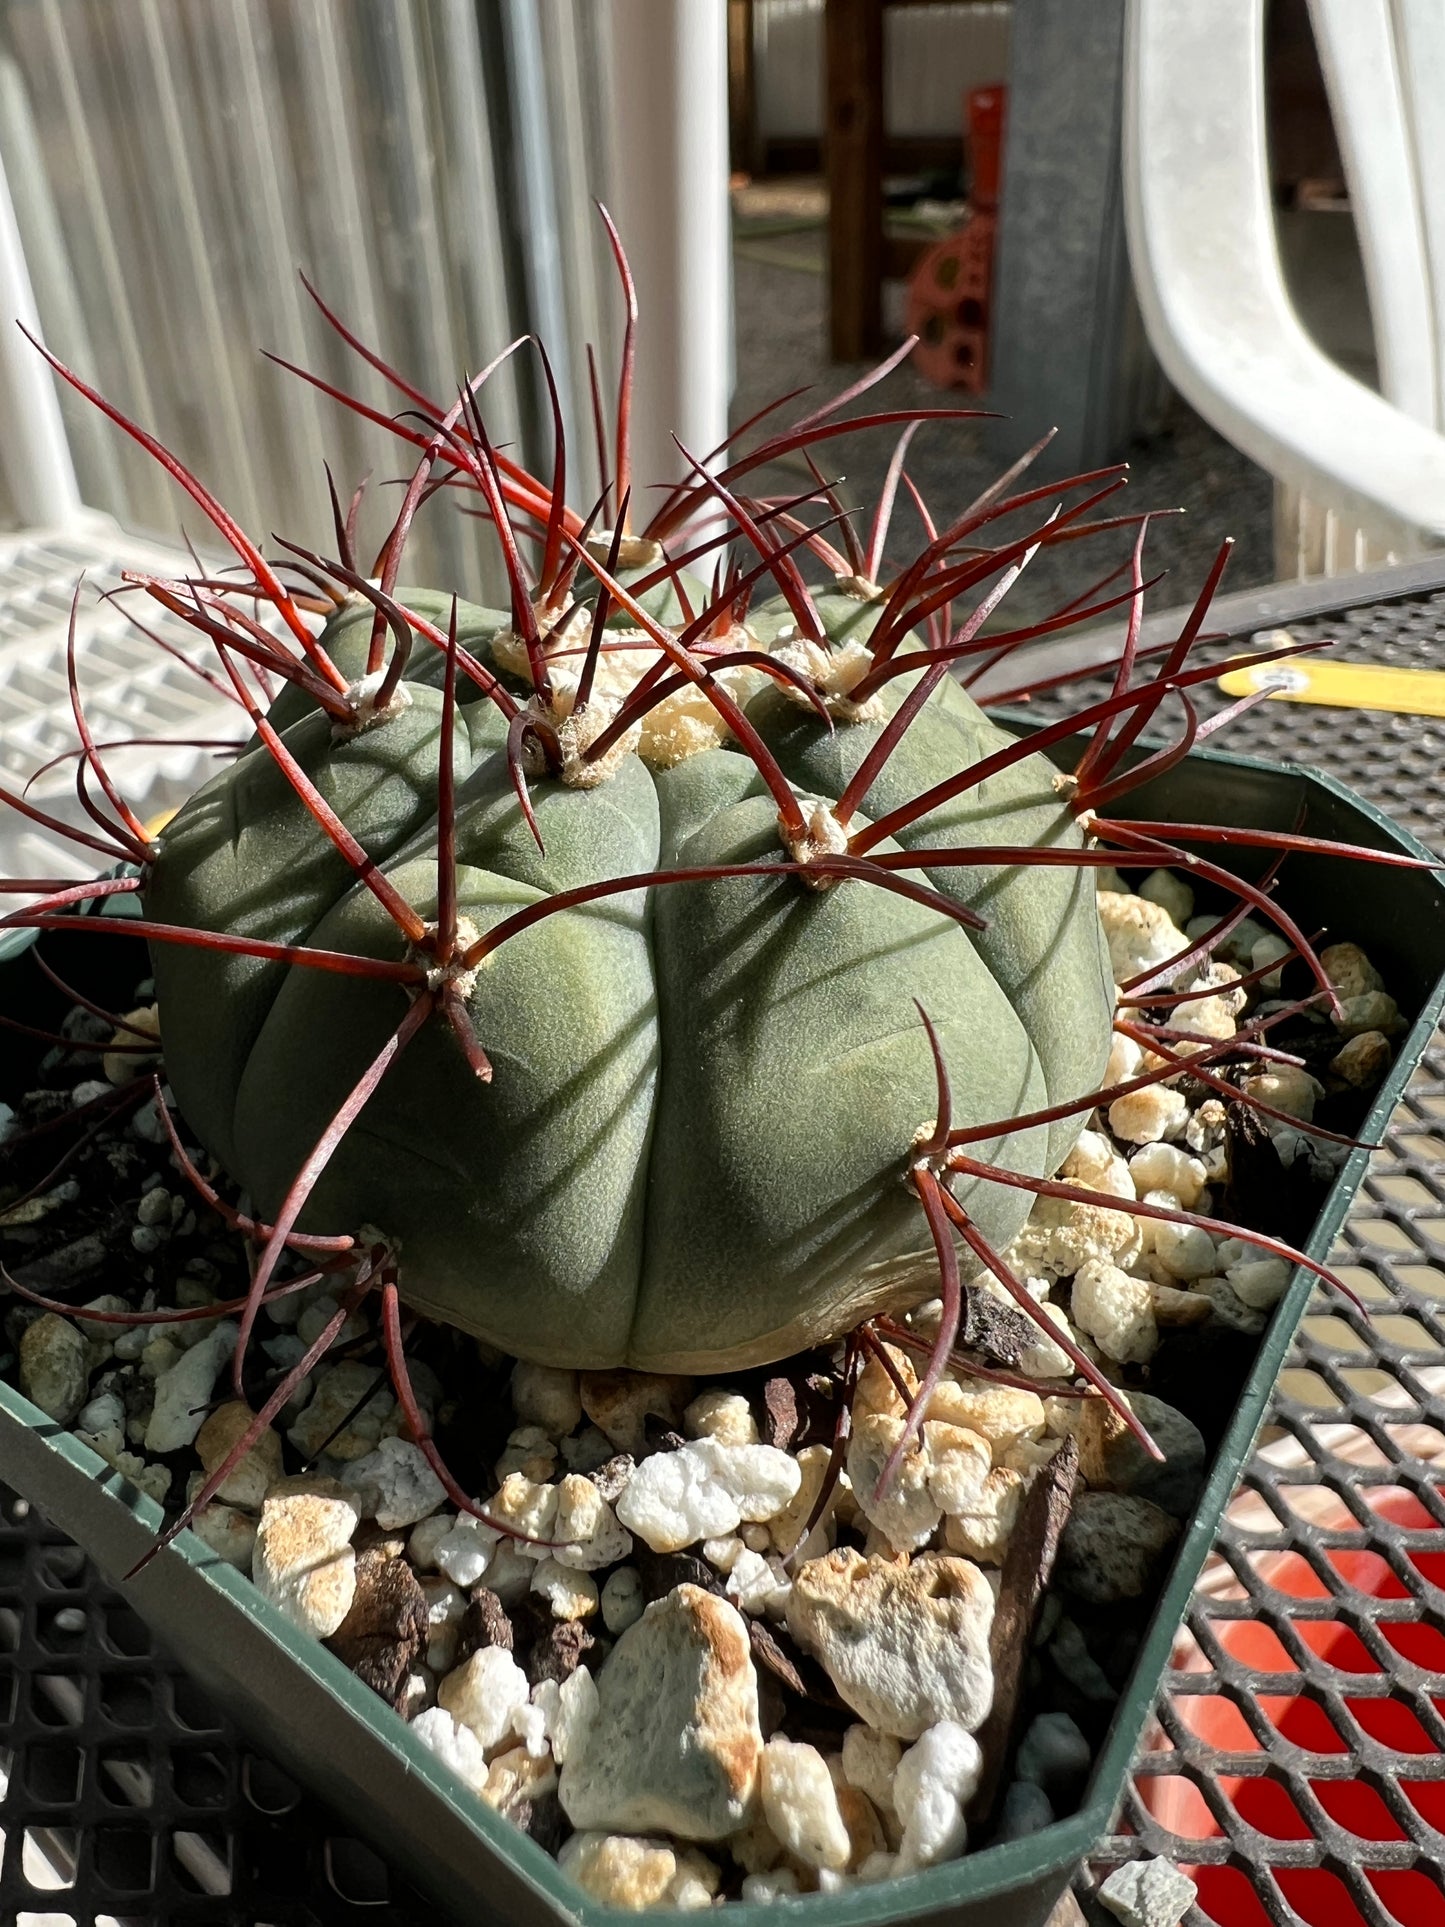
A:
1274 478 1416 580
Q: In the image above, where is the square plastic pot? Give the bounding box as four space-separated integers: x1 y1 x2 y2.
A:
2 741 1443 1927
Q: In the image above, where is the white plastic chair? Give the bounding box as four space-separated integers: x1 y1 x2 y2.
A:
1123 0 1445 576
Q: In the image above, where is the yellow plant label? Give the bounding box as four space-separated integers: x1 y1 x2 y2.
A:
1218 655 1445 719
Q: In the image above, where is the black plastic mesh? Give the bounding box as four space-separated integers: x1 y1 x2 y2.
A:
3 580 1444 1927
0 1490 425 1925
1070 587 1445 1927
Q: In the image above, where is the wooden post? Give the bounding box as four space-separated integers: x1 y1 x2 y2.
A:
727 0 758 177
825 0 884 362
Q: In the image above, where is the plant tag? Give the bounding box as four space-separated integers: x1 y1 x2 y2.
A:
1219 644 1445 719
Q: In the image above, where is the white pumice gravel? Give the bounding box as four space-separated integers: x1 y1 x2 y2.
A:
600 1565 645 1634
188 1496 258 1570
1128 1142 1207 1208
509 1701 554 1764
488 1472 560 1549
418 1576 467 1673
408 1510 458 1571
530 1556 599 1620
1096 891 1189 984
551 1472 632 1570
410 1706 491 1796
1105 1029 1145 1084
251 1477 360 1639
767 1442 845 1561
724 1547 792 1618
846 1411 942 1550
684 1387 760 1446
614 1437 801 1553
1062 1128 1137 1200
558 1833 719 1912
1070 1260 1158 1364
740 1868 802 1903
921 1422 992 1517
1107 1083 1190 1145
613 1442 746 1553
942 1466 1027 1565
1170 992 1237 1041
759 1736 852 1871
1016 1301 1077 1378
925 1383 1045 1453
894 1721 982 1869
431 1512 500 1587
532 1666 599 1765
437 1645 532 1754
840 1725 903 1814
340 1435 446 1528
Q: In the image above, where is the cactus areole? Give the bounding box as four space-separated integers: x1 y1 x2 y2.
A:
144 577 1113 1373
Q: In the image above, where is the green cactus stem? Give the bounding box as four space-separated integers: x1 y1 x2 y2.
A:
5 225 1434 1557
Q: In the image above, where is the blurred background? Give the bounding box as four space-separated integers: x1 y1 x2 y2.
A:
0 0 1435 873
0 0 1401 600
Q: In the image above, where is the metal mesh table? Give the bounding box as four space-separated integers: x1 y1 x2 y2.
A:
3 565 1445 1927
1066 578 1445 1927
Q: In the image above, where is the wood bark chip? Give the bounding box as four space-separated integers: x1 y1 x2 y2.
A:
747 1615 849 1716
529 1618 596 1685
326 1546 428 1710
459 1585 514 1656
761 1363 839 1451
969 1432 1079 1824
960 1283 1035 1367
762 1376 800 1452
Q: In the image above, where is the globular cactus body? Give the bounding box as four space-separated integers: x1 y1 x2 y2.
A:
7 249 1421 1543
145 583 1112 1371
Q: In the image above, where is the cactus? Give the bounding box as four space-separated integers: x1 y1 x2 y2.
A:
3 220 1429 1544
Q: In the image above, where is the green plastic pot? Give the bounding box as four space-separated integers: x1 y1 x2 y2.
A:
2 742 1443 1927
